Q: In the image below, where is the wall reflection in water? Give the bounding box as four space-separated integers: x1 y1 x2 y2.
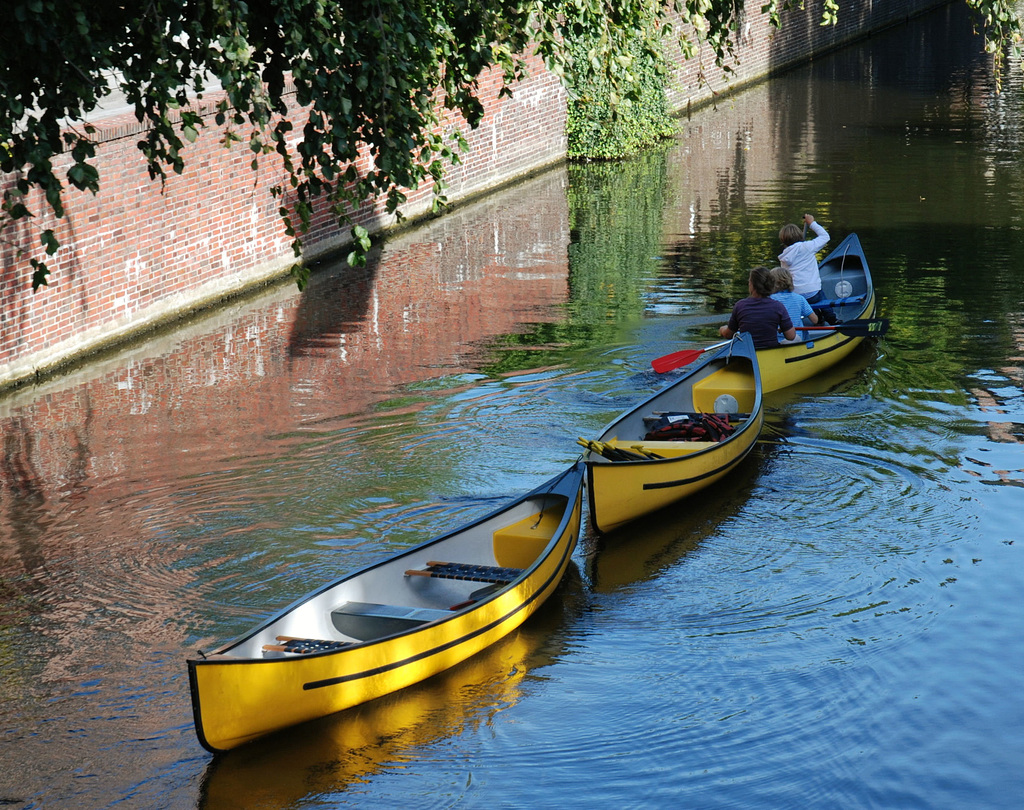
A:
0 167 575 805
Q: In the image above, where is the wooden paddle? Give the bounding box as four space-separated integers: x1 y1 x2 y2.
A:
651 318 888 374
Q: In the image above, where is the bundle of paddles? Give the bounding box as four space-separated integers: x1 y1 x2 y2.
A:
642 412 735 442
577 412 738 463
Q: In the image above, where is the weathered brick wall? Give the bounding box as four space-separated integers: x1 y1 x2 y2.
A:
0 0 948 391
0 51 567 390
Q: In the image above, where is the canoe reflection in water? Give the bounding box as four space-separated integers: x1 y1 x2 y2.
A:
582 438 768 595
198 582 582 809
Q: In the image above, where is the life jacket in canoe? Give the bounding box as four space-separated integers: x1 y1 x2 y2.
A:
643 412 735 442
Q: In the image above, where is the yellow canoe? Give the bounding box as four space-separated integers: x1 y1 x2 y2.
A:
583 331 764 535
757 232 877 393
188 462 585 753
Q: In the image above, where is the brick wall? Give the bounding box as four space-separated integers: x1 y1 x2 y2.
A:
0 51 568 390
664 0 949 112
0 0 948 391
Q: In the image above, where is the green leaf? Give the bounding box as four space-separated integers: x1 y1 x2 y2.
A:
67 162 100 191
5 202 32 219
30 258 50 291
289 262 310 291
41 229 60 255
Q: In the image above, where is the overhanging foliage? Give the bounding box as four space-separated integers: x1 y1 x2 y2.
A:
0 1 1020 291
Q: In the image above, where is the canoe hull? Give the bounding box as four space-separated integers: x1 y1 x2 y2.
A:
758 233 877 393
585 332 764 534
188 463 585 753
586 426 762 534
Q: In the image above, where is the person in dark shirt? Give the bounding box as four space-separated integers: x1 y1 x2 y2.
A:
719 265 796 348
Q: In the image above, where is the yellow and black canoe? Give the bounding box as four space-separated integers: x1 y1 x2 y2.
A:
188 462 584 753
583 332 764 535
755 232 878 393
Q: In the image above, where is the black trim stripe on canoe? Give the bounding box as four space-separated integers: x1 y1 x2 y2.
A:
641 443 754 491
782 333 857 364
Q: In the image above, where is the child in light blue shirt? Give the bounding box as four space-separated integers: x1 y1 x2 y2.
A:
770 266 818 342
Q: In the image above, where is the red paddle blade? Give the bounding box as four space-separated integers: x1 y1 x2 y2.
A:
652 338 730 373
651 348 705 374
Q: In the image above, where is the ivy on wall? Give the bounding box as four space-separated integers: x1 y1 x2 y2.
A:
565 28 676 160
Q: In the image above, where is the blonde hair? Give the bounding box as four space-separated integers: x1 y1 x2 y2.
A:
769 266 794 293
779 223 803 246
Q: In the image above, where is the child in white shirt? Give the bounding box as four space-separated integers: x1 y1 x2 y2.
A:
778 213 836 324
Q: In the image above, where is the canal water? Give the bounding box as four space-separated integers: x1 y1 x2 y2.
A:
2 5 1023 808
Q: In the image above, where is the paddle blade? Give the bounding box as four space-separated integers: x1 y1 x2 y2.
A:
804 317 889 337
651 338 731 373
651 348 704 374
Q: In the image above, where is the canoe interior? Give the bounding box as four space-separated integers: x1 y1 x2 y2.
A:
816 233 872 322
597 350 758 446
207 489 574 662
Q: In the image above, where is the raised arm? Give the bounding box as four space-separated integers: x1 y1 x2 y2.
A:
803 214 829 252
